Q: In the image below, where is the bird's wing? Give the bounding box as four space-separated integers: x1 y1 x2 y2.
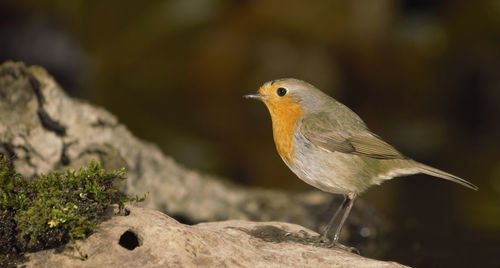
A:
300 113 405 159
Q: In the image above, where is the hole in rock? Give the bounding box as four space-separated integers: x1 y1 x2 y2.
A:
118 230 140 250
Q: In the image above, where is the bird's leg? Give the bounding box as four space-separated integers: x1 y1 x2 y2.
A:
320 193 358 253
332 193 357 243
321 195 350 242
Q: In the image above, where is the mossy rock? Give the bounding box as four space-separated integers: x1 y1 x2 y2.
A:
0 155 145 266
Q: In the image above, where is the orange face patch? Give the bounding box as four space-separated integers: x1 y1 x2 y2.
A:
258 83 303 165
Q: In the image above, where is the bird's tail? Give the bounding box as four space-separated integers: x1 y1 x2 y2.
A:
416 162 478 191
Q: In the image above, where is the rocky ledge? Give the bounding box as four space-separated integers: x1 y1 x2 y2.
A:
0 61 403 266
26 206 407 267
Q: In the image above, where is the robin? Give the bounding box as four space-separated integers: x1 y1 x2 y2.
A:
245 78 478 251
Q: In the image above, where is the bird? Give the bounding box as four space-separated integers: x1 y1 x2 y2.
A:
244 78 478 251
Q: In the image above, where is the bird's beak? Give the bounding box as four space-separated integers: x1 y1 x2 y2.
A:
244 93 266 100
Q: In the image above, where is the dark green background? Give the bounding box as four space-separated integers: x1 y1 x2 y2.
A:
1 1 499 267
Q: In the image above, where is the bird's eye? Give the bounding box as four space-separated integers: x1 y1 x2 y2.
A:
276 87 287 97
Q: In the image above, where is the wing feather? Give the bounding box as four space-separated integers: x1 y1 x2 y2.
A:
300 113 404 159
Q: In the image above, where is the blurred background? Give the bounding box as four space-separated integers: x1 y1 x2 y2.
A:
1 0 499 267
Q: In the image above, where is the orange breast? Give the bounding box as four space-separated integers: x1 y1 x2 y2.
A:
265 100 303 165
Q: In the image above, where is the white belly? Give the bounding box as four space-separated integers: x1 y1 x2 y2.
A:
284 131 378 195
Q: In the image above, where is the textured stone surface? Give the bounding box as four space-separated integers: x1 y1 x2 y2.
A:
25 206 407 268
0 61 389 256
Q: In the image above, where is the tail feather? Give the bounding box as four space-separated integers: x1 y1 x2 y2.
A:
416 163 478 191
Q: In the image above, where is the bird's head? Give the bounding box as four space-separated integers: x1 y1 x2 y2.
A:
244 78 327 116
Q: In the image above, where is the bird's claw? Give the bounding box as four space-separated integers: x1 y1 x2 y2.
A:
332 243 360 254
313 237 360 254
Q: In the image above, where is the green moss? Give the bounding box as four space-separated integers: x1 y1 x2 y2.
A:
0 155 146 265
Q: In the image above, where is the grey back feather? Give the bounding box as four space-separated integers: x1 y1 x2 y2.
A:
300 111 405 159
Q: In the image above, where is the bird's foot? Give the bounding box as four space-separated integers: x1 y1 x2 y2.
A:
314 236 360 254
331 242 360 254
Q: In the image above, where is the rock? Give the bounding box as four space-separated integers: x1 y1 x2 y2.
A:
25 206 407 267
0 61 390 255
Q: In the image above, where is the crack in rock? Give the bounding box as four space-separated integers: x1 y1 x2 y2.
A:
24 69 67 137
